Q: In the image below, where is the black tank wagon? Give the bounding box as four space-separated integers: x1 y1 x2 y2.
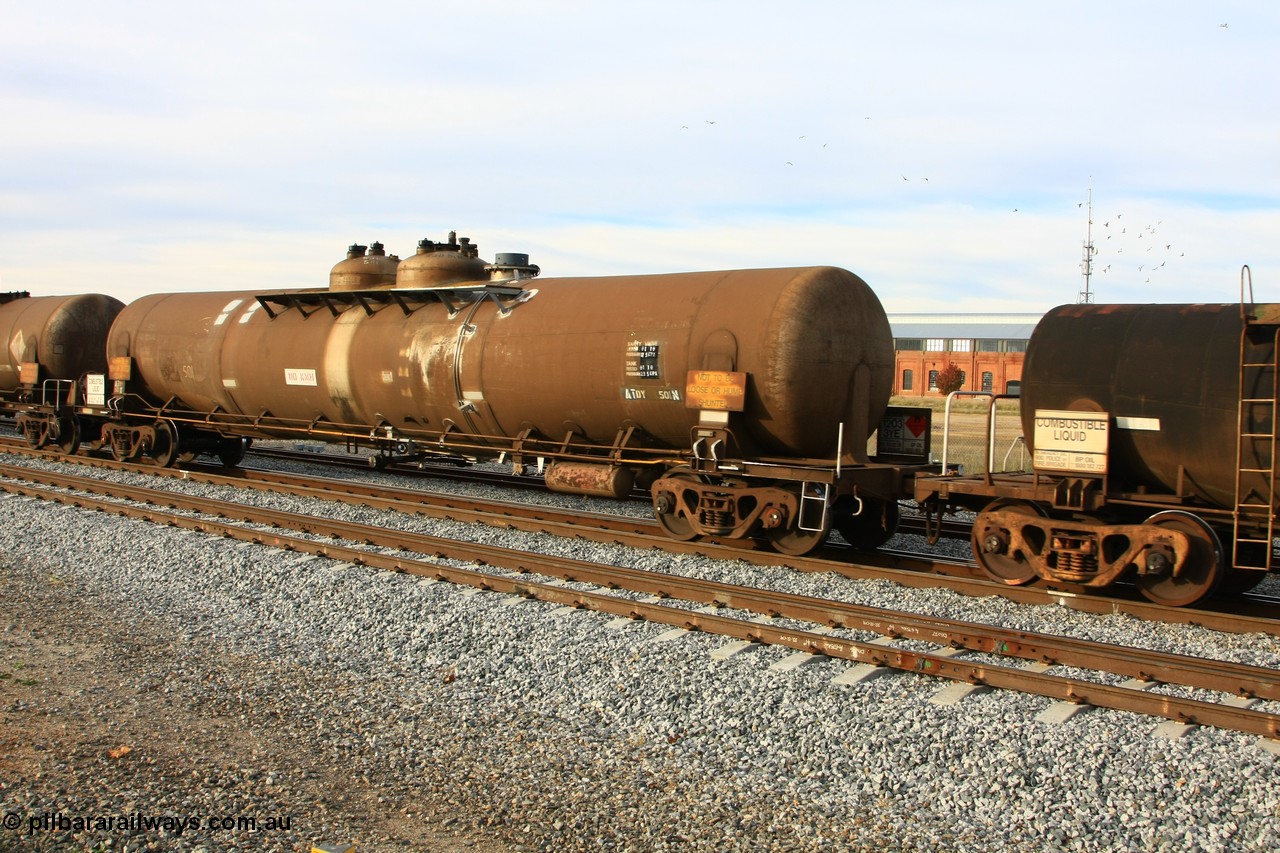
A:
1 291 125 452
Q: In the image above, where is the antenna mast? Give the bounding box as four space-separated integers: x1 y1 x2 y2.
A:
1079 180 1096 303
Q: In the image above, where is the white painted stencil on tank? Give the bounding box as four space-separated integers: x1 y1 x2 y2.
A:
212 299 244 326
238 301 262 324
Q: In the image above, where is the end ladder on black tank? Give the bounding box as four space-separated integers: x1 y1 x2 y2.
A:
1234 264 1278 573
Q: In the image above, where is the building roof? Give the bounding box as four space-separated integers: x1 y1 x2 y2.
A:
887 313 1042 340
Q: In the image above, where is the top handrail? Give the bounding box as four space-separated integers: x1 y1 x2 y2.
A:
1241 264 1254 320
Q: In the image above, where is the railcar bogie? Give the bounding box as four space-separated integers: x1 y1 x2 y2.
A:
16 409 82 455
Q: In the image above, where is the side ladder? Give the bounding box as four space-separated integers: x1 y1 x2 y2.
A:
1234 270 1277 571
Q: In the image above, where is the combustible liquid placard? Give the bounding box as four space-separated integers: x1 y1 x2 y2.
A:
1033 409 1109 473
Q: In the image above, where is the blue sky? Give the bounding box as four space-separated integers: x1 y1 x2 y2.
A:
1 1 1276 311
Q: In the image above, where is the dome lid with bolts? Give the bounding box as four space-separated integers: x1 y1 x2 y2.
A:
330 241 400 292
395 231 490 288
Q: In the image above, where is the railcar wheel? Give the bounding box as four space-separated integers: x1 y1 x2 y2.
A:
767 514 832 557
652 468 702 541
767 484 833 556
53 416 80 455
833 497 900 550
150 420 179 468
217 437 247 467
972 499 1047 585
1137 511 1224 607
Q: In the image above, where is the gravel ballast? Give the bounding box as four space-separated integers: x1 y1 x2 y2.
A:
1 450 1278 852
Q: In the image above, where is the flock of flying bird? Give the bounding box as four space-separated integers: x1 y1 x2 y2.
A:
680 29 1243 292
1087 212 1184 285
683 116 901 172
680 118 1187 286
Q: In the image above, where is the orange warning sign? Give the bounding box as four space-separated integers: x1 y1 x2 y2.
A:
684 370 747 411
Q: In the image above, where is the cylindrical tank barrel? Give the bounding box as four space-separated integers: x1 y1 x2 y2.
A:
0 294 124 391
106 266 894 459
1021 303 1260 510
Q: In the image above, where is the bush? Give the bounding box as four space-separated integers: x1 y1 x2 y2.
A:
936 362 965 395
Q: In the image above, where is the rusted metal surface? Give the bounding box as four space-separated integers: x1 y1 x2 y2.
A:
973 505 1192 588
544 460 635 498
0 294 123 391
93 236 916 553
105 289 264 415
394 232 490 288
1022 303 1262 510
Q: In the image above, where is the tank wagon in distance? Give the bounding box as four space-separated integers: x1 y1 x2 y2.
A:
1 291 125 452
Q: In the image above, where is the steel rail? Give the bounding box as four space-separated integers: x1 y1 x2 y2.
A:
2 465 1278 738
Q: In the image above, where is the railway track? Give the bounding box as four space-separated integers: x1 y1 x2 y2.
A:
4 435 1277 634
6 436 1280 629
244 444 1280 617
1 460 1278 741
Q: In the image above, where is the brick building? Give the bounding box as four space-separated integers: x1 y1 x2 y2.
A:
888 313 1041 397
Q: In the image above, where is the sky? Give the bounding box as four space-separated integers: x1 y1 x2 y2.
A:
1 1 1276 313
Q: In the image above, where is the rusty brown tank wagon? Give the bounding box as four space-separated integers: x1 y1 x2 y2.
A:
74 232 929 556
915 272 1279 607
